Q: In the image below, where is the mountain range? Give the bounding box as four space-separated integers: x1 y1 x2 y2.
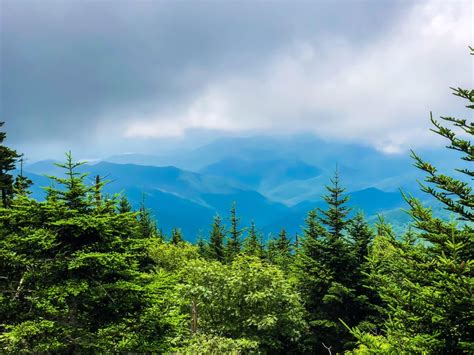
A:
21 135 453 241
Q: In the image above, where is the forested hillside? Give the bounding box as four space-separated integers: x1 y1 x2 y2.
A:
0 80 472 353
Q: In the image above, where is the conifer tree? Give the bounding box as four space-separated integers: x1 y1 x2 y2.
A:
242 221 263 257
348 212 374 264
351 54 474 353
45 151 91 212
138 197 158 238
268 228 292 271
12 154 32 196
275 228 292 257
0 154 182 352
295 172 359 352
0 122 19 207
171 227 184 245
196 235 207 256
293 209 331 349
117 194 132 213
226 202 242 260
318 167 351 238
208 215 226 261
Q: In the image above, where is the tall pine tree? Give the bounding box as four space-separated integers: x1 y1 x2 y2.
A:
208 215 226 262
351 52 474 353
226 202 242 260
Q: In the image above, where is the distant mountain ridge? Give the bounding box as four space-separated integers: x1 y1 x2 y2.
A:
22 134 453 240
21 162 411 241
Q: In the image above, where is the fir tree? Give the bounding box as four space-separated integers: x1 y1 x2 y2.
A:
268 228 292 271
171 227 184 245
208 215 226 261
0 155 182 352
0 122 19 207
196 235 207 256
242 221 263 257
348 212 374 264
117 194 132 213
138 197 158 239
351 54 474 353
45 151 91 212
226 202 242 260
318 167 351 239
12 154 32 196
296 173 358 352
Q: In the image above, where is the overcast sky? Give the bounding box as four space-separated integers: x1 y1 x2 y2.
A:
1 0 472 160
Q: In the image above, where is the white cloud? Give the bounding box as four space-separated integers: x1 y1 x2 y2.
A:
124 0 472 153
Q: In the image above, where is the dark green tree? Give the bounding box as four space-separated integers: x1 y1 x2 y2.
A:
0 154 183 352
351 57 474 353
295 171 359 352
138 197 158 239
171 228 184 245
117 194 132 213
225 202 242 260
318 167 351 239
12 154 32 196
45 151 91 212
242 221 263 257
348 212 374 265
0 122 19 207
208 215 226 262
268 228 292 272
293 210 330 350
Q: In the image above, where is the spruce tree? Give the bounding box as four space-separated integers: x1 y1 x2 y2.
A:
171 227 184 245
242 221 263 257
196 235 207 256
318 167 350 239
226 202 242 260
351 55 474 353
268 229 292 272
12 154 32 196
0 122 19 207
138 197 158 239
0 154 182 352
45 151 91 212
208 215 226 262
348 212 374 265
293 209 331 350
295 171 359 352
117 194 132 213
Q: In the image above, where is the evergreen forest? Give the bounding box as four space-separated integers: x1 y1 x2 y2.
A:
0 62 472 354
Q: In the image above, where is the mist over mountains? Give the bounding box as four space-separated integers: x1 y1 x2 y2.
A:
22 135 451 241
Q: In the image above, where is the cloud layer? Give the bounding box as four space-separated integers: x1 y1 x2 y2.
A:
1 0 472 158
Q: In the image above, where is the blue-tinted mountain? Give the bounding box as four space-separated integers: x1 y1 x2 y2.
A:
23 134 456 241
200 157 321 189
22 161 289 241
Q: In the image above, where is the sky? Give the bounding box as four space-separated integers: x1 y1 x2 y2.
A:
1 0 472 161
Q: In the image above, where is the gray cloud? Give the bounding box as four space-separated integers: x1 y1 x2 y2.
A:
1 0 470 160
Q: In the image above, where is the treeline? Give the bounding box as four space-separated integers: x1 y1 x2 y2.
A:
0 83 473 353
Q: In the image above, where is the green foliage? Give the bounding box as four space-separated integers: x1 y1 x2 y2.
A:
117 194 132 213
0 153 183 352
267 228 293 272
350 61 474 353
318 167 351 238
226 202 242 261
171 227 184 245
1 57 472 352
177 334 259 354
207 214 226 261
242 221 264 258
294 174 379 352
179 255 307 351
0 122 19 207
